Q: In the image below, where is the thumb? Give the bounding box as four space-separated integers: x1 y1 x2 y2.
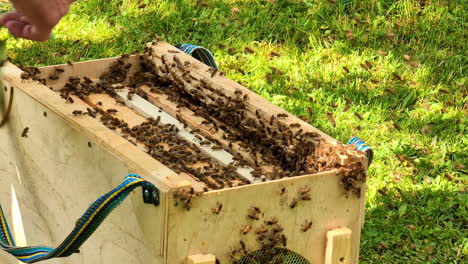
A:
4 20 51 42
21 24 52 42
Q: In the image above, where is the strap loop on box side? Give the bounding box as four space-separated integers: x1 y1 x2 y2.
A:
348 137 373 166
0 174 159 263
175 43 218 70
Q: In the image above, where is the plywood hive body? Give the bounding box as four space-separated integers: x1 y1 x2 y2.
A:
0 42 368 264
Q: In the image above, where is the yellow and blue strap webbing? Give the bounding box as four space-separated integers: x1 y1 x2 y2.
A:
0 174 159 263
175 43 218 70
348 137 373 166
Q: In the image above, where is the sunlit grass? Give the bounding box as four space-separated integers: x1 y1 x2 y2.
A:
1 0 466 262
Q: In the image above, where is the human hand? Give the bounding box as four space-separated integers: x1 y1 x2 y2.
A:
0 0 75 41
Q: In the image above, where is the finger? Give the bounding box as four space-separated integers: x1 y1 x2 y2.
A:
4 20 50 42
21 24 51 42
18 15 30 23
0 11 22 25
4 20 29 37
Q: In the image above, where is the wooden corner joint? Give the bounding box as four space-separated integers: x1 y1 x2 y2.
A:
186 254 217 264
325 227 353 264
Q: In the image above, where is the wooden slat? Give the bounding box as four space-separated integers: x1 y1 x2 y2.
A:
325 227 353 264
83 93 208 192
115 89 261 184
148 42 339 145
138 85 266 171
37 55 141 90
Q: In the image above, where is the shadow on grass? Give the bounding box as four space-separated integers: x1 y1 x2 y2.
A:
361 186 466 263
10 0 465 84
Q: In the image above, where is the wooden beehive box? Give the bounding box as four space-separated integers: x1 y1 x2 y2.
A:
0 42 368 264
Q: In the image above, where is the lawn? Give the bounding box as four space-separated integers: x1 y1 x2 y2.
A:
1 0 466 263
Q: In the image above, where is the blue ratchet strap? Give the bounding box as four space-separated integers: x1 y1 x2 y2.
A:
0 174 159 263
348 137 373 166
175 43 218 70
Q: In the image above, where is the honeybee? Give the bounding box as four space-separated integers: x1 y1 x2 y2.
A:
127 90 135 100
21 127 29 137
385 32 396 41
327 112 336 127
270 51 281 57
300 186 311 195
20 72 32 80
393 123 402 131
301 220 312 232
239 240 247 253
421 125 430 134
392 72 402 81
256 225 268 234
342 66 350 73
241 225 252 235
377 50 388 56
83 76 92 84
438 89 448 94
255 109 262 119
264 217 278 225
207 67 218 78
247 208 260 220
289 198 298 209
161 54 168 65
272 224 283 233
211 145 223 150
201 120 211 126
345 30 354 40
86 108 96 118
300 193 311 201
385 88 396 96
244 47 254 54
354 112 363 120
211 202 222 214
281 234 287 247
251 206 261 214
65 96 74 104
279 185 286 195
269 115 276 126
72 110 83 116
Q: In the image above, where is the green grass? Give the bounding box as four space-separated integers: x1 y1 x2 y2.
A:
1 0 466 263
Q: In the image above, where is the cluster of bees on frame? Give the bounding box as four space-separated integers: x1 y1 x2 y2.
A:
19 40 366 199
